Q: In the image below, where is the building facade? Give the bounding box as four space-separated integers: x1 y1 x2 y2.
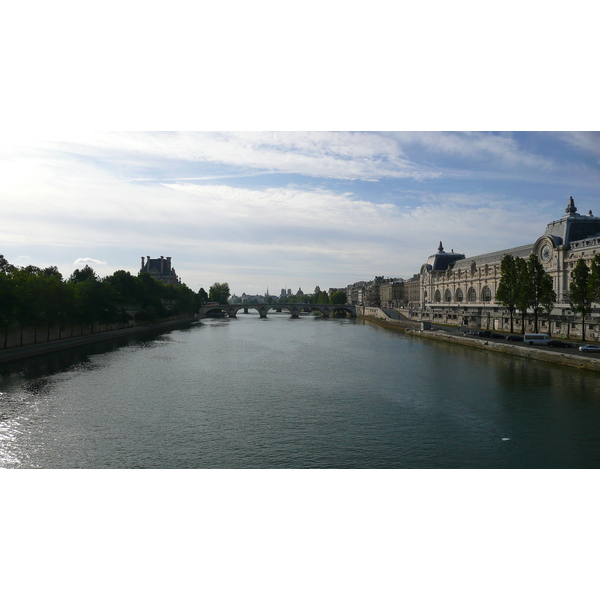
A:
413 197 600 337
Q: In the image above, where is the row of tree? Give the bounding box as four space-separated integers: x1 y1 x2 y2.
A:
496 254 556 334
568 256 600 341
496 253 600 340
0 255 221 348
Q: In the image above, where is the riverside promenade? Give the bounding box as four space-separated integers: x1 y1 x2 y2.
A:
0 316 199 365
358 307 600 373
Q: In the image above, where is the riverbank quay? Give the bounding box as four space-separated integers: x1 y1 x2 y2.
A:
357 314 600 373
0 316 199 365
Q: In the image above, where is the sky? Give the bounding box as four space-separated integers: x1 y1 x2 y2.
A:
1 131 600 296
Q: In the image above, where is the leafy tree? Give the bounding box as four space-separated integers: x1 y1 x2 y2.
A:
0 254 15 274
589 255 600 303
570 258 593 341
514 257 532 335
541 288 556 336
0 269 16 347
198 287 209 306
496 255 519 333
526 254 556 333
330 291 347 305
208 282 230 304
316 290 330 304
69 265 99 283
105 270 139 305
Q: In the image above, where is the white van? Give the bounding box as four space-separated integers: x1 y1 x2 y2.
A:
524 333 551 345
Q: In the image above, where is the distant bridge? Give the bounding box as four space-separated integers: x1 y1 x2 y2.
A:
198 303 357 319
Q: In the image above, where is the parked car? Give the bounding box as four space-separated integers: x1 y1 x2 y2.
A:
524 333 552 345
546 340 573 348
505 335 523 342
578 345 600 353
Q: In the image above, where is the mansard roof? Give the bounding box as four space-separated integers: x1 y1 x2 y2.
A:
425 241 466 271
451 244 534 269
542 196 600 247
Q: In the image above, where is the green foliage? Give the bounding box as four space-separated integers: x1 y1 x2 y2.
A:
590 255 600 303
316 290 330 304
570 258 593 341
0 254 15 274
0 258 204 334
526 254 556 333
330 291 347 305
496 255 519 332
198 287 209 305
497 253 557 334
69 265 99 283
208 282 230 304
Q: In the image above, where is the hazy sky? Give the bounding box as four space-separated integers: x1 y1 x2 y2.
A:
2 131 600 295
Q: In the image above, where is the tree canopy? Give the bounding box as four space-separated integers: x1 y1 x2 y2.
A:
208 282 231 304
570 258 593 341
497 253 556 334
0 259 204 346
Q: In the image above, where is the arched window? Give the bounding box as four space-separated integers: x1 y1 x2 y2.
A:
445 289 452 302
455 288 464 302
434 290 441 302
468 288 477 302
482 286 492 302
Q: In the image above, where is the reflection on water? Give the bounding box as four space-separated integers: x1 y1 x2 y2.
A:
1 315 600 468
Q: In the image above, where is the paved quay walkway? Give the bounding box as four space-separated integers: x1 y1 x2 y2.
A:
0 316 199 365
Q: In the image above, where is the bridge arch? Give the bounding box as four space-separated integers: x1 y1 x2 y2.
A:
199 303 356 319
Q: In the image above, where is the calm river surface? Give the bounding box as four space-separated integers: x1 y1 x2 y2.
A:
2 313 600 468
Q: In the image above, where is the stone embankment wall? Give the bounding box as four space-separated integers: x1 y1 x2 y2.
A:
357 310 600 373
1 314 194 350
0 315 198 364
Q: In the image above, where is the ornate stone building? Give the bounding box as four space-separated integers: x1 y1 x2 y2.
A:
415 197 600 336
140 256 181 286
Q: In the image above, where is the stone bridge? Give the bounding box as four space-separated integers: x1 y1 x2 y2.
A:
198 303 357 319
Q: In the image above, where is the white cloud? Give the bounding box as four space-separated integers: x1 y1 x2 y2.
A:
392 132 555 171
559 132 600 161
74 257 107 265
11 132 439 182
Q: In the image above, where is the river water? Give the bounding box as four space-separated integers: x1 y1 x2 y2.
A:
1 313 600 468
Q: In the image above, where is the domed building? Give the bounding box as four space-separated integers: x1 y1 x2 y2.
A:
416 197 600 336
